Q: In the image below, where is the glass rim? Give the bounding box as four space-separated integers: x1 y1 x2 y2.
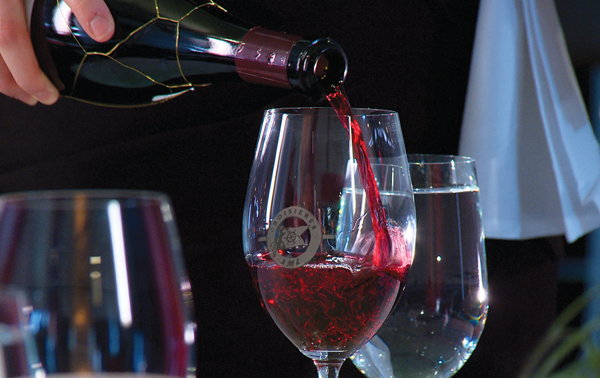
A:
0 189 170 204
407 153 475 165
265 106 398 117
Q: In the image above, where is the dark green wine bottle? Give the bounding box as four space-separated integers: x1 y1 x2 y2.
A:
29 0 347 107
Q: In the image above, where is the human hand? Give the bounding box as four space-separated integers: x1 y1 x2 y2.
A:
0 0 114 105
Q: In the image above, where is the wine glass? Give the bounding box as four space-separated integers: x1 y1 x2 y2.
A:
242 107 416 378
352 154 489 378
0 286 43 378
0 190 195 378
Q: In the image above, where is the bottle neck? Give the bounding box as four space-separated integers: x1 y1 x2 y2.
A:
235 27 300 90
235 27 348 100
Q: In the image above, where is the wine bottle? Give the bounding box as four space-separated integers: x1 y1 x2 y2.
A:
28 0 348 107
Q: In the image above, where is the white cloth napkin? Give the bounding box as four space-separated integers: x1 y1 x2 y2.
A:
459 0 600 243
351 335 394 378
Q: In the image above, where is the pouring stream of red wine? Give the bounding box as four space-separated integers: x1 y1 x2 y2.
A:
326 84 392 268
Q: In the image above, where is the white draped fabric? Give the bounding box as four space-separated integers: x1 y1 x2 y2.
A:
459 0 600 242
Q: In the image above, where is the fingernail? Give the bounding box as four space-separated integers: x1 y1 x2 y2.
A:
17 93 38 106
34 90 59 105
90 15 113 40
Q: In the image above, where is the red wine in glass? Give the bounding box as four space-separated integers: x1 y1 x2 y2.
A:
252 226 410 362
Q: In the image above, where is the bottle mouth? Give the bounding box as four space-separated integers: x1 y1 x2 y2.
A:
288 37 348 101
313 47 348 93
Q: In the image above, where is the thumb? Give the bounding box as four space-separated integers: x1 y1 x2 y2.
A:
64 0 115 42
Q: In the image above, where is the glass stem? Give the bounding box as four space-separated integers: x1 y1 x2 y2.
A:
314 360 343 378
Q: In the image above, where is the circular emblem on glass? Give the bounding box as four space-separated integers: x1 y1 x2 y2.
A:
266 206 321 268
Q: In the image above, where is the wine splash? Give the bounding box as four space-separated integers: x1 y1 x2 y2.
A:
325 84 392 268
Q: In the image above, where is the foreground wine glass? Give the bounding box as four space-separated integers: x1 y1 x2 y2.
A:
0 190 195 378
352 154 489 378
243 108 416 378
0 286 43 378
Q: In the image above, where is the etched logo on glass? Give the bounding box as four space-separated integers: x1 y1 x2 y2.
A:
266 206 321 268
